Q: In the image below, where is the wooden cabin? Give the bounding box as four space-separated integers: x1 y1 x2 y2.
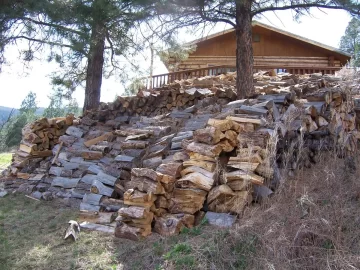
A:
151 21 351 89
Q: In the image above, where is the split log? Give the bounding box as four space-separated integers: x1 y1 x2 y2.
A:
217 139 234 152
186 142 222 158
142 156 162 169
97 171 117 186
237 130 270 148
182 159 216 172
131 168 161 182
118 206 154 221
51 177 80 189
188 152 216 162
66 126 84 138
123 189 157 209
91 180 115 197
81 151 103 160
79 212 117 224
153 215 185 236
115 222 149 241
207 185 251 215
180 166 215 179
83 193 103 205
193 126 224 145
84 132 112 148
80 202 102 212
176 172 214 191
125 176 165 194
225 170 264 185
227 162 259 172
81 222 115 234
227 116 263 125
156 162 183 178
207 119 233 131
169 188 207 215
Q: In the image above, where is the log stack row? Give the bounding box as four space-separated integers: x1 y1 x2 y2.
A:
3 71 359 240
9 115 75 177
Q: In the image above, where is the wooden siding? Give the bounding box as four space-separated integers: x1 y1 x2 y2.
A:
168 24 350 72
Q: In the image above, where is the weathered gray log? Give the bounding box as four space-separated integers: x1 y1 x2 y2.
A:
235 105 268 116
80 222 115 234
51 177 80 189
91 180 115 197
87 164 102 174
131 168 161 182
83 193 103 205
115 155 135 162
66 126 84 138
80 202 102 212
97 171 117 186
81 174 98 185
49 167 63 176
142 156 162 169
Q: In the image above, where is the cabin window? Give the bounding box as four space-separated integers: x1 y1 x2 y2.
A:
253 33 260 42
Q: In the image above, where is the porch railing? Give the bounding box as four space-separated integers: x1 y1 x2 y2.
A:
146 65 341 89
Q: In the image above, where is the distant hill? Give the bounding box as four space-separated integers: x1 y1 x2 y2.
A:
0 106 45 126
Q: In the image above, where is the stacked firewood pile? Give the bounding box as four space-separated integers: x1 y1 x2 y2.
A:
3 71 359 240
9 115 75 178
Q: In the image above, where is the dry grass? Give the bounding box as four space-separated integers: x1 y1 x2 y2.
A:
1 151 360 269
0 153 11 172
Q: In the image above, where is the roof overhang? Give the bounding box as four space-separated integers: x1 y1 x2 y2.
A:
186 21 351 58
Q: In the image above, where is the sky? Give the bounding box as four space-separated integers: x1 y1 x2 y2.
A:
0 8 352 109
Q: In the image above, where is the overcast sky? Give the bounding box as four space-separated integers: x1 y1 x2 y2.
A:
0 8 352 109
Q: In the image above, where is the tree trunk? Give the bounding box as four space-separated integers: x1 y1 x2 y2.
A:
235 0 253 99
83 22 106 112
149 44 154 90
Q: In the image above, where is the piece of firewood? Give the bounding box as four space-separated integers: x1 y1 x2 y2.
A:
91 180 115 197
51 141 64 165
123 189 157 209
227 162 259 172
182 159 216 172
180 166 215 179
193 126 224 145
225 170 264 185
84 132 112 148
186 142 222 158
153 215 185 236
176 172 215 191
156 162 183 178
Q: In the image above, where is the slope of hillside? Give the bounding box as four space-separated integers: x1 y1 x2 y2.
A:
0 106 45 125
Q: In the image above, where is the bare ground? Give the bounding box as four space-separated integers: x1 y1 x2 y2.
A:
1 153 360 270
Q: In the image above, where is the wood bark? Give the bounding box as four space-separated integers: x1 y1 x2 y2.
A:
235 0 253 99
83 19 106 111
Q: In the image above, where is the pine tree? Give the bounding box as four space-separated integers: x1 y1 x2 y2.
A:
340 18 360 67
1 0 160 110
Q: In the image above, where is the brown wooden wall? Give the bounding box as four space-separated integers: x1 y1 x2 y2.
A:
170 25 350 72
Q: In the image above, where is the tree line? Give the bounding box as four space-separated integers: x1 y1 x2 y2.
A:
0 91 80 151
1 0 359 113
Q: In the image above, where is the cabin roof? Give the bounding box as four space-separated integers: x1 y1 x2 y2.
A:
187 21 351 58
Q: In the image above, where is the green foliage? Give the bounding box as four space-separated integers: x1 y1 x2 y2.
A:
1 0 162 109
158 40 196 72
0 92 39 150
164 243 195 269
43 89 81 118
340 18 360 67
19 91 37 115
231 235 258 270
124 77 146 96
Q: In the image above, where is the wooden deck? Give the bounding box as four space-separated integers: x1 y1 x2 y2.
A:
148 64 340 89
